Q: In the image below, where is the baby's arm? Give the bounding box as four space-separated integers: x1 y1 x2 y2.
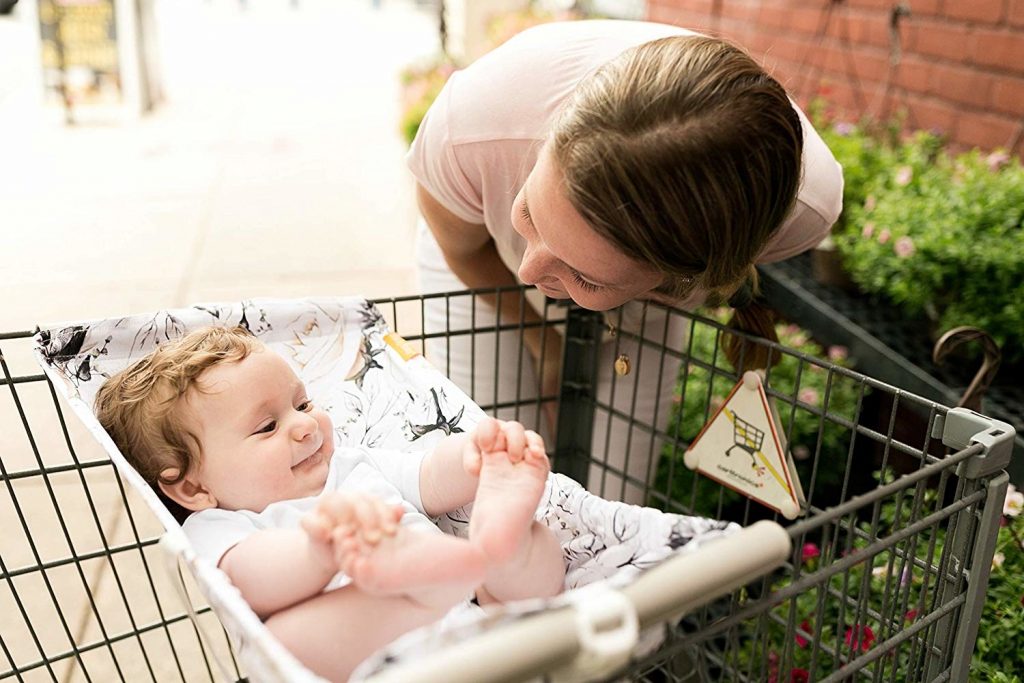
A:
218 529 338 619
220 494 403 619
419 418 533 517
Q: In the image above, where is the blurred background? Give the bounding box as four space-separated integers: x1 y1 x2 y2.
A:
0 0 448 333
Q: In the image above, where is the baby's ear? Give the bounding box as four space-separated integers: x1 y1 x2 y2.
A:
158 467 217 511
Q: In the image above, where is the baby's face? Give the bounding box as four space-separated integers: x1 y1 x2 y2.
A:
184 348 335 512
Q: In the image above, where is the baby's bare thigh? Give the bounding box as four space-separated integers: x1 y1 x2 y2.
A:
265 587 444 681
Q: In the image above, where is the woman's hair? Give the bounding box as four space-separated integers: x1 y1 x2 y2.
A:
94 326 261 516
550 34 803 369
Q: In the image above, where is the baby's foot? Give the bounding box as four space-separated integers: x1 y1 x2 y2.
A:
338 528 487 607
469 421 550 564
314 492 487 604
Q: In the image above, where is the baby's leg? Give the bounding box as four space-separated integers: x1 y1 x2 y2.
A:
266 586 448 682
470 425 565 602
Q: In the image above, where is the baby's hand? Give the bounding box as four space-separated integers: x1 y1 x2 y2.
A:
464 418 545 476
301 492 403 565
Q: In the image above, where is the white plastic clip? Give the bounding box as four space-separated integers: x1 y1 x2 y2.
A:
551 588 639 682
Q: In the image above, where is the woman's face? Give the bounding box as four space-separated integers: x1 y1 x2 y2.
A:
510 145 664 311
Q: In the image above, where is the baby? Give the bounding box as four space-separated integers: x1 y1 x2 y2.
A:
94 326 565 682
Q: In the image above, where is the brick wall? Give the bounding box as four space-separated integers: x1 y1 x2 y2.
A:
647 0 1024 153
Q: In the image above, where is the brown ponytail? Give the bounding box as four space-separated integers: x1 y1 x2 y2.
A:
716 268 780 371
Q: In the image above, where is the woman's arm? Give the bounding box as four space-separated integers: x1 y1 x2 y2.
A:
218 529 337 619
417 185 563 412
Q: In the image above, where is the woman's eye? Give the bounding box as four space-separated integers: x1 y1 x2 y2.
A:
520 203 532 224
570 270 603 293
254 420 276 435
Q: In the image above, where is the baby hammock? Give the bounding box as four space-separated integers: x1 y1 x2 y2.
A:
33 296 792 682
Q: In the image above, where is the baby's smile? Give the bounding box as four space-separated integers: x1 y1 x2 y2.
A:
292 434 327 470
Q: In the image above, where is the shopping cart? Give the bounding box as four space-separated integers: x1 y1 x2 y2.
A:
0 286 1014 682
724 409 766 469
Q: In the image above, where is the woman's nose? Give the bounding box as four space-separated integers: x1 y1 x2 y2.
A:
518 243 556 285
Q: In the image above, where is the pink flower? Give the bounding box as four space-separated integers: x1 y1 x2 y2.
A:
864 195 877 212
799 388 820 405
894 236 915 258
845 624 876 652
793 445 811 461
795 619 812 648
862 221 875 238
1004 484 1023 517
878 228 892 244
791 669 810 683
986 150 1010 172
828 345 849 362
802 542 820 563
834 122 855 136
895 166 913 186
905 609 918 622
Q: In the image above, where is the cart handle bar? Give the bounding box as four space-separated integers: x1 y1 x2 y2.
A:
364 520 790 683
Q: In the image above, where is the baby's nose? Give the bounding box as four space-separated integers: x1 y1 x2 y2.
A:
290 413 318 440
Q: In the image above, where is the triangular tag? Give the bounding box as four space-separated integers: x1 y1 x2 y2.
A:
683 371 805 519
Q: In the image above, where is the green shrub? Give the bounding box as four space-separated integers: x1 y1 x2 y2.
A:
835 143 1024 361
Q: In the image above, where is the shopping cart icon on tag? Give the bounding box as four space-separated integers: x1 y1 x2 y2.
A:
724 408 764 469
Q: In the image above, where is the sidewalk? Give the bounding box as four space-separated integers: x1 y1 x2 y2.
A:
0 2 441 680
0 0 440 332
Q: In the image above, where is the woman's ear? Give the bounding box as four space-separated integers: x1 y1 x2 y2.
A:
158 467 217 511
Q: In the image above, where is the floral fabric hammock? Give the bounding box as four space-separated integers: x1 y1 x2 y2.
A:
34 297 738 682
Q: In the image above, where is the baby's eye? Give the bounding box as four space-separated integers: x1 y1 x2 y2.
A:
254 420 276 435
298 400 313 412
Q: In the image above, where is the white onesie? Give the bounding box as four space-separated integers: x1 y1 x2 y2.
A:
183 445 433 591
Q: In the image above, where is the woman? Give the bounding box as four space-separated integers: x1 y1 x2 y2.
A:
408 20 843 504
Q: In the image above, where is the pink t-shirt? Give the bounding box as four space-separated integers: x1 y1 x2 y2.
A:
408 20 843 297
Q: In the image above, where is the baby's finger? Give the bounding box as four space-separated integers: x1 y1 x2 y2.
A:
353 495 384 544
321 493 358 529
373 498 400 536
463 443 483 476
525 430 547 459
300 512 331 543
473 417 502 454
503 421 527 463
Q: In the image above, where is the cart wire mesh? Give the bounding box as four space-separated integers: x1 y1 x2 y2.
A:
0 287 1010 682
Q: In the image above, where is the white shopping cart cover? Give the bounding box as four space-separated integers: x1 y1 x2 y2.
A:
34 297 737 681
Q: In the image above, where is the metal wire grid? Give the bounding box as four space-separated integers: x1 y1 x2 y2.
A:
0 288 1005 682
554 303 1003 682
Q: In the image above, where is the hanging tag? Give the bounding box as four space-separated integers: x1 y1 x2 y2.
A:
683 371 805 520
614 354 631 376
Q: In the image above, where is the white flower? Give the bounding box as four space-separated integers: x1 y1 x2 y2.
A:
992 552 1005 569
1004 483 1023 517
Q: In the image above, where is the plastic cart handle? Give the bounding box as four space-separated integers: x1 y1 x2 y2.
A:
364 520 791 683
